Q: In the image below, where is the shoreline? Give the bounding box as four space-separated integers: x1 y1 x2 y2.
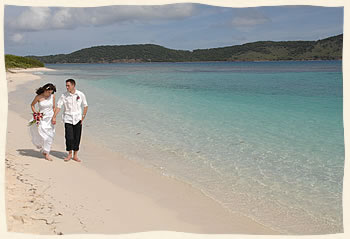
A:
6 67 56 93
5 68 279 235
42 59 343 65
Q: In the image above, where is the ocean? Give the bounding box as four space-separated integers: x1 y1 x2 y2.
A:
39 61 343 234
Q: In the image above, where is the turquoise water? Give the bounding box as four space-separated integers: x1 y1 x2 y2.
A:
42 61 344 234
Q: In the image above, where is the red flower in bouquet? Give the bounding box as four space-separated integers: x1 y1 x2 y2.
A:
28 112 44 126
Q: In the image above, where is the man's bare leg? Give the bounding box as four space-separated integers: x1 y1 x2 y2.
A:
73 151 81 162
64 151 72 161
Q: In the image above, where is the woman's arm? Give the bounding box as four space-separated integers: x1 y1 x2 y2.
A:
31 95 39 113
53 94 56 112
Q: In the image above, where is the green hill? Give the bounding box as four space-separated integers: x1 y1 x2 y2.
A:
5 54 44 69
27 34 342 64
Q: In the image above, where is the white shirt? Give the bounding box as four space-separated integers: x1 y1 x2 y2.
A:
57 89 88 125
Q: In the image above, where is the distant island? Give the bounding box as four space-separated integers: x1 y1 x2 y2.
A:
25 34 342 64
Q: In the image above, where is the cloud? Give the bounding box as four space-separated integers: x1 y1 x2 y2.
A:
231 9 271 29
10 33 24 43
11 7 52 31
6 4 198 32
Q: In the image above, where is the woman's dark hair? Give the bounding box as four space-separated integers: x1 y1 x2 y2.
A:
36 83 57 95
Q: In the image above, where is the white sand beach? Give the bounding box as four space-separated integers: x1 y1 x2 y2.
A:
5 68 278 235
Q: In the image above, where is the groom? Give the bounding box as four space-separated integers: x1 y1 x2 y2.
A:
52 79 88 162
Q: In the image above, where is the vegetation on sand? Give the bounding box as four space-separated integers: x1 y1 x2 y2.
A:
5 54 44 70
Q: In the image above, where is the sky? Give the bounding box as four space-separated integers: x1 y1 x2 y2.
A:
4 3 344 56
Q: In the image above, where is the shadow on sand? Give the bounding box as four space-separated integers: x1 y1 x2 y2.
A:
17 149 67 161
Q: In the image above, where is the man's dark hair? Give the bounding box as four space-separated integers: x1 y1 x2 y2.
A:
66 79 76 86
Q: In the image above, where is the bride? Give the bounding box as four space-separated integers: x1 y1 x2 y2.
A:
29 83 56 161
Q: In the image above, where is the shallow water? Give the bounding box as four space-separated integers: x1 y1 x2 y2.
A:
38 61 343 234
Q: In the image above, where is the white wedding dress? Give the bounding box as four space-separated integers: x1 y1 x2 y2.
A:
29 95 55 154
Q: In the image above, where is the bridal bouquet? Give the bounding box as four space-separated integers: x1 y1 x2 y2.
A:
28 112 44 126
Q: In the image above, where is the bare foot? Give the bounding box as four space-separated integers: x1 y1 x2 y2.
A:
64 155 72 162
43 153 53 161
73 157 81 162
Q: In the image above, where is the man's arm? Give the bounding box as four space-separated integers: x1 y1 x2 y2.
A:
52 94 63 125
81 106 88 124
81 92 88 124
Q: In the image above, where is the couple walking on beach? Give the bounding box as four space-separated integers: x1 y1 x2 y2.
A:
29 79 88 162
